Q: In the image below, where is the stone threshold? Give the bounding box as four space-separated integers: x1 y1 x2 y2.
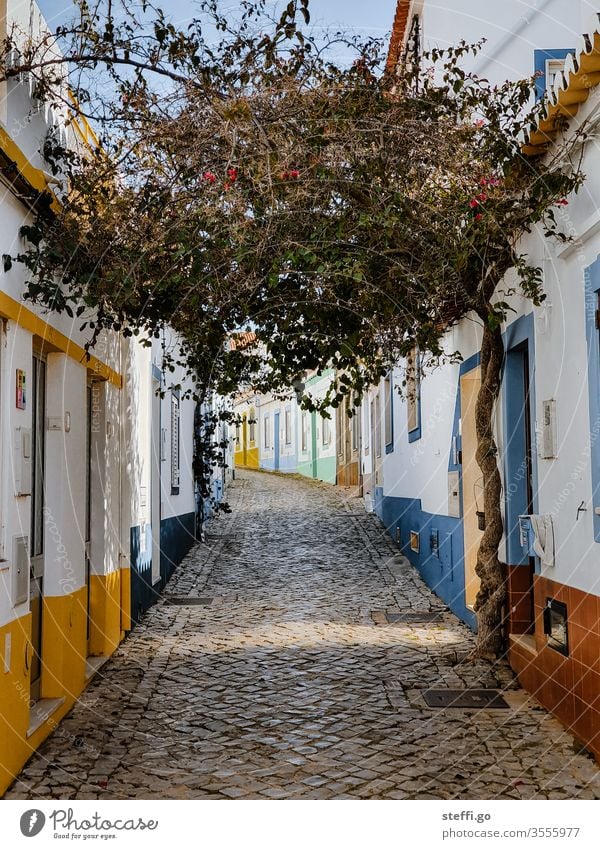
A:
85 655 111 681
509 633 537 655
27 697 65 738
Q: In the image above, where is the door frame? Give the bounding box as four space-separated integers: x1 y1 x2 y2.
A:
151 373 162 586
460 365 483 611
273 411 280 471
29 351 47 703
310 411 318 478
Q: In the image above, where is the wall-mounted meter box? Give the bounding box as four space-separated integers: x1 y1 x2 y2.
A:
14 427 32 496
12 535 29 606
540 399 557 459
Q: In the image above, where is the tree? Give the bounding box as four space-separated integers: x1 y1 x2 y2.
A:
3 1 586 656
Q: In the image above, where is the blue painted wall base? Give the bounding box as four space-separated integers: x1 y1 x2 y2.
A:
373 488 476 630
130 511 197 623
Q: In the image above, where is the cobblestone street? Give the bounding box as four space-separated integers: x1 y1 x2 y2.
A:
8 470 600 800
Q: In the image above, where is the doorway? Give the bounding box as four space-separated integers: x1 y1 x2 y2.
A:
311 411 318 478
151 375 162 587
84 381 93 655
273 412 280 471
242 414 248 466
504 341 535 631
460 366 483 610
29 353 46 702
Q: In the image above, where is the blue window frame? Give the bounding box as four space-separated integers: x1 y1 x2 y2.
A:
384 371 394 453
407 348 421 443
533 49 574 101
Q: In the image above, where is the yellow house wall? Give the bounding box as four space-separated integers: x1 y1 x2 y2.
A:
235 445 259 470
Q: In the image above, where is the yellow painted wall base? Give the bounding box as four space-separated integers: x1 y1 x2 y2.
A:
234 446 259 470
0 613 33 795
89 570 124 657
41 586 88 702
0 572 132 797
120 566 132 633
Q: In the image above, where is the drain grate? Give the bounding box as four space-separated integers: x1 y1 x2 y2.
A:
164 597 213 606
423 689 509 709
386 611 445 624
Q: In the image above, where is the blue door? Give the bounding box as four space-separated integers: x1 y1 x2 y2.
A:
274 412 280 471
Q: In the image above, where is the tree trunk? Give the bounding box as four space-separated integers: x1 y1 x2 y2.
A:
472 320 506 659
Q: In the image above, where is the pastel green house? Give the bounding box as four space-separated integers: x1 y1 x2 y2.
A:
296 370 337 484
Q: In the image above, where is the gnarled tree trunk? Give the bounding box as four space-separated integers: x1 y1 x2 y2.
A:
473 319 507 658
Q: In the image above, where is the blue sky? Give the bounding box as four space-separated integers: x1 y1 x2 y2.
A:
37 1 397 51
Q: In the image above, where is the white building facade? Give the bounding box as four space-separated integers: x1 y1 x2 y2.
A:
375 0 600 760
0 0 202 795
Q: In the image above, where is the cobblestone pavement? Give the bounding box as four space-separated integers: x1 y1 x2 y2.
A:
7 470 600 799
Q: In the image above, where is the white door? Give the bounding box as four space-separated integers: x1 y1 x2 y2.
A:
151 376 161 586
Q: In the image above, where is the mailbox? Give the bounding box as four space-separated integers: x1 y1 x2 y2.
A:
518 515 535 557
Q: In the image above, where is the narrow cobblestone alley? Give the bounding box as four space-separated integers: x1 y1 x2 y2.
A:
8 471 600 800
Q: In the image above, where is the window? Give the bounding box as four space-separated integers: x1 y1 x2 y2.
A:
543 599 569 656
351 401 360 453
322 415 331 446
249 406 256 443
336 403 344 457
364 403 370 455
384 372 393 450
284 408 292 444
263 414 270 449
375 393 382 458
406 347 421 441
235 421 240 447
171 390 180 493
301 412 308 452
533 49 574 100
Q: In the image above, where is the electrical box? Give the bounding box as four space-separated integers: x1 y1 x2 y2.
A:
541 399 557 459
14 427 32 496
448 471 460 517
12 535 29 606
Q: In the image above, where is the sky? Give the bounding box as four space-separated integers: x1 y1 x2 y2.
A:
37 0 397 43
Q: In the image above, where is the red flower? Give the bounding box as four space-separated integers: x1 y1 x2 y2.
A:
227 167 238 181
479 177 488 186
469 198 479 208
478 192 488 202
280 171 289 180
556 198 569 206
474 212 483 222
203 171 216 183
289 169 300 179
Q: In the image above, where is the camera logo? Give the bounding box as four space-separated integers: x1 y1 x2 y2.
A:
19 810 46 837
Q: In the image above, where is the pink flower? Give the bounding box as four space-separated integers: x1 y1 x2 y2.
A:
478 192 488 202
556 198 569 206
474 119 485 128
479 177 488 186
280 171 289 180
203 171 216 184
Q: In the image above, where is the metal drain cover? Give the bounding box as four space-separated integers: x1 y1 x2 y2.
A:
164 597 213 606
423 689 509 709
386 612 444 624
